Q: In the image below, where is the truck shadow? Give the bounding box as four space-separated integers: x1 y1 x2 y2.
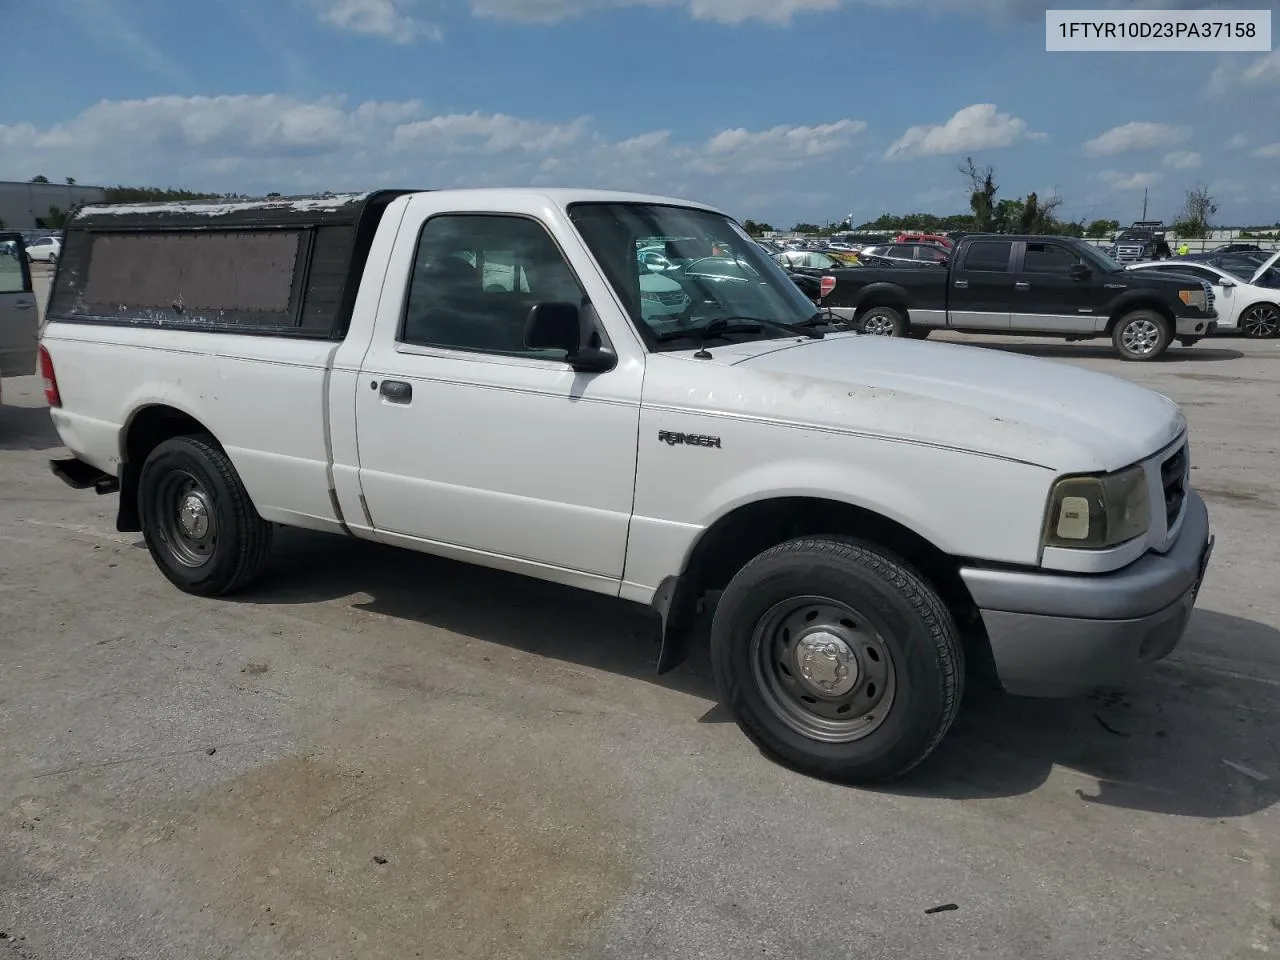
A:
0 402 61 451
240 529 1278 818
978 342 1244 362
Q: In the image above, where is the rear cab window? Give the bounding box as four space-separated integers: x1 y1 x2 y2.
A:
959 240 1013 273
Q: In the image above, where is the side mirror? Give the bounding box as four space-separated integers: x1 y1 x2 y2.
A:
1069 263 1091 280
1219 280 1236 289
524 301 616 373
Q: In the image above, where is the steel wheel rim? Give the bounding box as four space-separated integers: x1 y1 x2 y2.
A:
749 595 896 744
156 469 217 568
1241 305 1279 338
1121 318 1160 355
863 313 897 336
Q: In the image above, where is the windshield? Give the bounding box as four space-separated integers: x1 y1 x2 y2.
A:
568 202 821 351
1075 241 1123 273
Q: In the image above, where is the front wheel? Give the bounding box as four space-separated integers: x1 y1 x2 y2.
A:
710 536 964 784
1112 310 1172 361
1239 303 1280 339
138 435 273 596
858 306 906 337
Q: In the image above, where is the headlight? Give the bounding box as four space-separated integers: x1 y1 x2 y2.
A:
1177 287 1208 311
1042 464 1150 550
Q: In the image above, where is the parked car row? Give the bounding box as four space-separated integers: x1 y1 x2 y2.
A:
815 233 1223 360
1127 250 1280 338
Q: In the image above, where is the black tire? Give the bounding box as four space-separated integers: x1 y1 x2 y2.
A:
138 434 273 596
858 306 906 337
1239 302 1280 339
710 536 964 784
1111 309 1172 361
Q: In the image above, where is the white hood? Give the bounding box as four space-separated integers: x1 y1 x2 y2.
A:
655 333 1185 473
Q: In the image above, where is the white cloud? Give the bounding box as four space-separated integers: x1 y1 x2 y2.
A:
697 120 867 173
1255 143 1280 159
0 94 871 223
311 0 440 42
1099 170 1162 191
1205 50 1280 96
1082 122 1190 156
1226 134 1248 150
468 0 1245 25
883 104 1032 161
1242 50 1280 84
1162 150 1202 170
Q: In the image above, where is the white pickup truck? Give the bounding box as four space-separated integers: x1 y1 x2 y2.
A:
40 188 1214 783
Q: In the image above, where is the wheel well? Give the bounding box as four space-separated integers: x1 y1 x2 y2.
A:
684 497 971 612
124 405 214 464
1107 301 1174 333
115 405 215 532
854 299 908 319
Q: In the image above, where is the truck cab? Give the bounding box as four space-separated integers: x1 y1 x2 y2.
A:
1108 221 1172 263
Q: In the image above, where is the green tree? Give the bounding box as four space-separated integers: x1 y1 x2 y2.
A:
741 218 775 235
1085 218 1120 238
791 221 821 234
65 176 77 185
959 157 998 233
30 174 49 183
1172 183 1217 239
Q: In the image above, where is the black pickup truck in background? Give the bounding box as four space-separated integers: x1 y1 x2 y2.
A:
821 234 1219 361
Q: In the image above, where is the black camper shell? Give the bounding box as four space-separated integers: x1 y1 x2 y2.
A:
47 190 415 339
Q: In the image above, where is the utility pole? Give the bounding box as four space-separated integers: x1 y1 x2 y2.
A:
1141 187 1148 221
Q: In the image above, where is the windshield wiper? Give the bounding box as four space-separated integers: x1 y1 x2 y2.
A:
655 315 823 345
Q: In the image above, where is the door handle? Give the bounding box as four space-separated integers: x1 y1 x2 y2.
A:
953 280 969 289
14 302 32 310
1014 281 1030 290
379 380 412 403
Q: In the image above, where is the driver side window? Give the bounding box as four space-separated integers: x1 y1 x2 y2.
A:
401 214 585 358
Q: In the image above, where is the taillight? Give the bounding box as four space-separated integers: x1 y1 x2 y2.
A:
819 275 837 299
39 345 61 408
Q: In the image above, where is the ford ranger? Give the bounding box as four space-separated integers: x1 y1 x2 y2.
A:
821 233 1217 360
39 189 1214 783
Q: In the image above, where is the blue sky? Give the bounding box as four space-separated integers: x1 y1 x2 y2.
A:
2 0 1278 227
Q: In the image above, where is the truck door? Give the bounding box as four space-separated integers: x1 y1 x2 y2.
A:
947 238 1013 329
1009 239 1099 334
0 234 39 378
351 198 643 586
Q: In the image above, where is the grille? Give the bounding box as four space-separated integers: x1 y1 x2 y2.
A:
1202 280 1215 312
1160 444 1188 528
1115 243 1146 262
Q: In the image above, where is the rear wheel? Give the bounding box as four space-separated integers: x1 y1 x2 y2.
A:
710 536 964 784
1239 303 1280 339
1112 310 1172 361
138 435 273 596
859 306 906 337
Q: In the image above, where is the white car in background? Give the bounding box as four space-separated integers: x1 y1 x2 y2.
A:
26 235 62 264
1125 251 1280 338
